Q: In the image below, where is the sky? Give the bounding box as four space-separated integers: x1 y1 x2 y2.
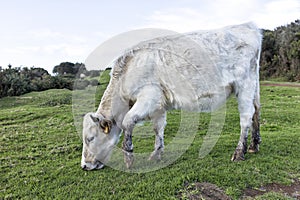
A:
0 0 299 73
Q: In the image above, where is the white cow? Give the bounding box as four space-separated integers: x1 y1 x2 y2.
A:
81 23 262 170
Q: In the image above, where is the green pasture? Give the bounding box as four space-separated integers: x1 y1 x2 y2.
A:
0 80 299 199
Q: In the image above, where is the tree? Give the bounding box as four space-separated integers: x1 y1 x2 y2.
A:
53 62 75 75
52 62 86 77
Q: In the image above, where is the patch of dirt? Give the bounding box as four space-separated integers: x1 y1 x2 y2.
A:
177 182 231 200
178 180 300 200
242 179 300 199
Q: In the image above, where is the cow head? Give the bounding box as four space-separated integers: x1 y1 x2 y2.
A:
81 112 120 170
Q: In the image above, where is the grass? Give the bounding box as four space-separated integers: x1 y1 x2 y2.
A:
0 79 299 199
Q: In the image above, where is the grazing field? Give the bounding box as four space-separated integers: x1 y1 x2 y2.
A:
0 80 299 199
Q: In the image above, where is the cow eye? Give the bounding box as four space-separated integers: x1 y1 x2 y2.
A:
86 136 95 143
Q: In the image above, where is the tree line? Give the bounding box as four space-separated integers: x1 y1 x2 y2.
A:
260 19 300 81
0 62 100 98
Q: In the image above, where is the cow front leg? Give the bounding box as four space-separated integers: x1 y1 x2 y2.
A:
122 86 165 168
149 111 166 161
121 99 158 168
122 130 134 169
122 114 136 169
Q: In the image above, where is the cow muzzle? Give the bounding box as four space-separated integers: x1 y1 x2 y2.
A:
81 160 104 170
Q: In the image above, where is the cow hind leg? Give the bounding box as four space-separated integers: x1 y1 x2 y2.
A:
232 84 256 161
231 113 253 161
248 97 261 153
149 111 166 161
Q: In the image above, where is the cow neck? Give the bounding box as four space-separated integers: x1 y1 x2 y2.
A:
96 76 117 120
95 51 130 120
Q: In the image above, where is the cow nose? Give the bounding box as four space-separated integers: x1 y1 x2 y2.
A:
82 165 88 170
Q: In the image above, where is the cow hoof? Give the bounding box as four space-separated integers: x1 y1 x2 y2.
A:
248 143 259 153
124 151 134 169
148 150 162 161
231 149 245 161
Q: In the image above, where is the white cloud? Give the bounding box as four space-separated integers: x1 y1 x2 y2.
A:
144 8 201 31
28 29 63 39
143 8 213 32
253 0 300 29
0 29 104 72
142 0 299 32
1 44 91 73
141 1 259 32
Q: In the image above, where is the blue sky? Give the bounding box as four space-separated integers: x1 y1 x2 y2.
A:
1 0 299 73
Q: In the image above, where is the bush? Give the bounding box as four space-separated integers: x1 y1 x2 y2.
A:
0 67 75 98
89 79 99 86
260 19 300 81
73 80 90 90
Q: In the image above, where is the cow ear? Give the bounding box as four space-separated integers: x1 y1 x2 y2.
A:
100 119 112 134
90 114 100 123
